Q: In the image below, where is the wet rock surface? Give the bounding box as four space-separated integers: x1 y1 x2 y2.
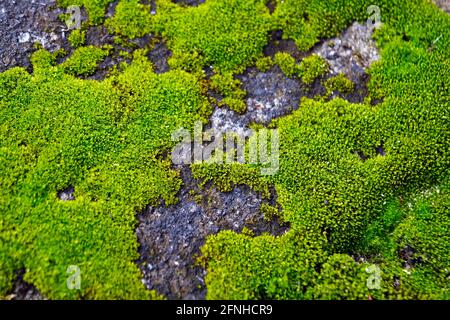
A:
137 167 287 300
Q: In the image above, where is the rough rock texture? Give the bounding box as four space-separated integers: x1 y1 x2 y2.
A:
211 66 308 135
313 22 380 83
0 0 68 73
137 167 287 300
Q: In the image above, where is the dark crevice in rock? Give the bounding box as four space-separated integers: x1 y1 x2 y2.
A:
266 0 277 14
58 186 75 201
137 166 288 300
172 0 206 7
398 245 424 270
263 30 305 60
376 141 386 157
148 38 172 74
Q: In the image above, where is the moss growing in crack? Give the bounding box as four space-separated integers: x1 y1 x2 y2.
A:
61 45 111 76
298 54 329 84
260 203 284 224
0 47 210 299
324 73 355 96
191 163 271 199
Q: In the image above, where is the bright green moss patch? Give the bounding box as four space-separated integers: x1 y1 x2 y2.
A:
255 56 274 72
105 0 152 39
196 0 450 300
297 54 329 84
1 0 448 300
68 29 86 48
210 72 247 113
200 230 328 299
274 52 298 78
150 0 272 73
61 45 111 76
0 48 209 299
324 73 355 96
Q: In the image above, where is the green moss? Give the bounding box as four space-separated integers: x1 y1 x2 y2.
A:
210 72 247 113
298 54 329 84
191 163 271 199
68 29 86 48
0 47 210 299
255 56 274 72
200 230 327 299
61 46 111 76
274 52 298 77
151 0 272 73
2 0 448 300
306 254 370 300
324 73 355 96
105 0 152 39
57 0 115 24
260 203 283 224
196 0 450 300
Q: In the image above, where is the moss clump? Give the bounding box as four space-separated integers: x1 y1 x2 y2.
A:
0 48 210 299
324 73 355 96
210 72 247 113
260 203 284 224
191 163 271 199
68 29 86 48
150 0 272 73
105 0 152 39
200 230 328 299
255 56 274 72
60 46 111 76
298 54 329 84
274 52 298 77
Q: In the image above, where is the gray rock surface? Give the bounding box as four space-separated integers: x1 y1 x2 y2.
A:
137 167 287 300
